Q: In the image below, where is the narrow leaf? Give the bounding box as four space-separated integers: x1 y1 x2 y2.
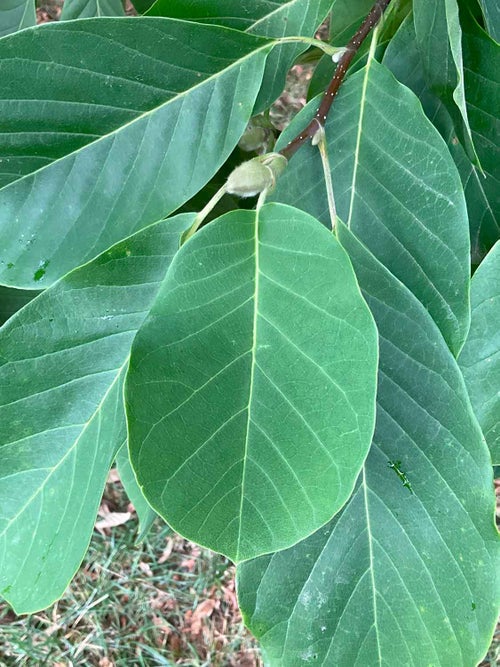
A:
479 0 500 41
459 242 500 463
0 213 194 613
383 13 499 265
127 203 378 563
116 444 158 542
60 0 125 19
237 225 499 666
0 0 35 38
0 19 271 288
272 60 470 355
413 0 479 164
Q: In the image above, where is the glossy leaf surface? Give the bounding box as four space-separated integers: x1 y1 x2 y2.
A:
0 19 271 288
0 0 35 38
0 214 194 613
383 13 499 266
60 0 125 19
272 60 470 355
459 242 500 463
127 203 378 563
238 225 499 666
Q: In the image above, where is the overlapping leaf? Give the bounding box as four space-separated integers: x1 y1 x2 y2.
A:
237 225 499 666
60 0 125 19
271 59 470 355
413 0 478 165
0 213 194 614
126 203 378 563
116 445 157 542
0 0 35 38
459 242 500 463
0 19 271 288
383 13 499 265
144 0 334 111
478 0 500 41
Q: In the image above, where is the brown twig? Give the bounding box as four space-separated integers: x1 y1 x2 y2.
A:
279 0 392 161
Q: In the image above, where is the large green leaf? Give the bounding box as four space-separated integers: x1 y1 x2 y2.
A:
144 0 333 111
0 213 194 614
0 18 272 288
459 242 500 463
271 60 470 355
126 203 378 563
60 0 125 19
0 0 35 38
237 225 499 666
413 0 478 164
383 13 499 265
479 0 500 41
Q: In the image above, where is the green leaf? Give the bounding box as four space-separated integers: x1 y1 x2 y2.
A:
60 0 125 19
413 0 479 165
0 213 194 614
0 0 35 38
237 225 500 666
272 60 470 355
479 0 500 41
126 203 378 563
116 444 157 542
144 0 333 111
0 285 39 326
0 18 271 288
459 242 500 463
383 13 499 266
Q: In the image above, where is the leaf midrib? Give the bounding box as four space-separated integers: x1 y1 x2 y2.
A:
0 24 272 193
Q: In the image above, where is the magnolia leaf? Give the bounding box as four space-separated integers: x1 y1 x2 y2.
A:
60 0 125 19
413 0 479 165
0 19 272 288
272 60 470 355
459 242 500 463
383 13 499 266
237 225 500 666
478 0 500 41
126 203 378 563
0 213 194 614
116 444 157 542
0 0 35 38
144 0 333 111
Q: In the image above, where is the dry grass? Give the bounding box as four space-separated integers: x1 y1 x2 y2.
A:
0 474 262 666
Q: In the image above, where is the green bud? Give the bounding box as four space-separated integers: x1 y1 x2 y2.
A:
226 153 288 198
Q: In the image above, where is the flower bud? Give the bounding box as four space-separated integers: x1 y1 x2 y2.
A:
226 153 287 198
